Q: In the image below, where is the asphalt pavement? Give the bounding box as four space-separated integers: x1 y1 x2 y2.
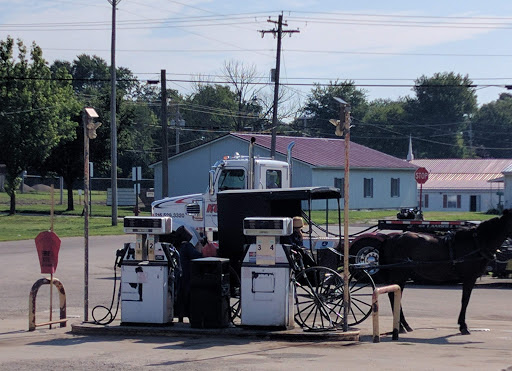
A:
0 234 511 370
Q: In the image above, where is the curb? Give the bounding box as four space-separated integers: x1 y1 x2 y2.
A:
71 321 360 342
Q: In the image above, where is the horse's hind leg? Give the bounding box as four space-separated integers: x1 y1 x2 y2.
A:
458 277 477 335
388 282 412 333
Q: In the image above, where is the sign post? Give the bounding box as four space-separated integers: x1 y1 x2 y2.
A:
132 166 141 216
414 167 429 212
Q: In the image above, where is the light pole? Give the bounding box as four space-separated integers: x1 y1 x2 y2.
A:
330 97 351 332
83 107 101 322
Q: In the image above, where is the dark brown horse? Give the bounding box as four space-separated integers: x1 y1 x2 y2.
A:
380 209 512 335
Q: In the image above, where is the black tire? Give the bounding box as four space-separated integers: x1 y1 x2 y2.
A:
349 238 383 283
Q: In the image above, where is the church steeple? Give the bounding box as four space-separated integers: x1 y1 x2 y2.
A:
407 135 414 162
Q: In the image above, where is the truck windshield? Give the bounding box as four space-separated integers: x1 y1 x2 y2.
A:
218 169 246 191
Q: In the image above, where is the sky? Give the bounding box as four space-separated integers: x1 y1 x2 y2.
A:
2 0 512 116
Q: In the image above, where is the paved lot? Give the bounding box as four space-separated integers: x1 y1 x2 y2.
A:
0 235 511 370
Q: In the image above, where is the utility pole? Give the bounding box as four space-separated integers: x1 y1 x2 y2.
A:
108 0 121 226
260 14 299 158
83 107 101 323
161 69 169 198
175 104 181 154
330 97 351 332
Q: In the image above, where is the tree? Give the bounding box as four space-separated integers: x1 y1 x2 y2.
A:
357 99 408 157
43 55 156 210
0 37 80 214
222 60 261 131
405 72 477 158
471 93 512 158
182 84 239 146
295 81 369 138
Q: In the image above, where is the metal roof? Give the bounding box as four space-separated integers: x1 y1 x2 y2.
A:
411 159 512 190
232 133 417 170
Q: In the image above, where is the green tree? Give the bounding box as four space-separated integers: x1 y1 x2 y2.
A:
0 37 79 214
357 99 408 157
181 84 239 147
43 55 155 210
471 93 512 158
405 72 477 158
295 81 368 138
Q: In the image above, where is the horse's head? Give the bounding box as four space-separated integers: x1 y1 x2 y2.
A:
472 209 512 258
501 209 512 238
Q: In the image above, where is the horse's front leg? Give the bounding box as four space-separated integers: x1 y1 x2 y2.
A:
458 277 477 335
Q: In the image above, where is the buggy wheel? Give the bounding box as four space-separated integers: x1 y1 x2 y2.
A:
349 238 383 283
294 266 345 331
347 269 375 326
229 266 241 325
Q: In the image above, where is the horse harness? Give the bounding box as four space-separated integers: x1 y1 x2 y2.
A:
443 231 494 265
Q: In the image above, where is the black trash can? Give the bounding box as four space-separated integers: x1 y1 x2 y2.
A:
189 257 230 328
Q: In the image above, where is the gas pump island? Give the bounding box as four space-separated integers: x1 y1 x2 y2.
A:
119 216 178 325
241 217 295 329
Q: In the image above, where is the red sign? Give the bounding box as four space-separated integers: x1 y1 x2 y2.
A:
415 167 429 184
35 231 61 274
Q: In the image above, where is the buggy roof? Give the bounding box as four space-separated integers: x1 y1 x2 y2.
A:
218 186 341 201
217 187 341 264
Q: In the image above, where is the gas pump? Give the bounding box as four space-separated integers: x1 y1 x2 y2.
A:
240 217 295 329
120 216 178 324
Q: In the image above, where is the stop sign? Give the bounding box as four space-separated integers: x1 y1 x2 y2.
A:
415 167 429 184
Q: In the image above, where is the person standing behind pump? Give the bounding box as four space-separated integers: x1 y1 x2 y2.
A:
174 226 202 322
288 216 315 269
291 216 304 246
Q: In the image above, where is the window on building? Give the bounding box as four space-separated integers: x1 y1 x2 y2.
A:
424 194 429 208
334 177 344 198
391 178 400 197
364 178 374 198
218 169 245 191
266 169 282 189
443 194 461 208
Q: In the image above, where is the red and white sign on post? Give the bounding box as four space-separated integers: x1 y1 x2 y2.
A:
35 231 61 274
415 167 429 184
415 167 429 211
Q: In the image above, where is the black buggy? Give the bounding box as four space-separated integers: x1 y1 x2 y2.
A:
217 187 375 331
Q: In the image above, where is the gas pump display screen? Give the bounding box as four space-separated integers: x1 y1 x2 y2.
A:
243 217 292 236
123 216 172 234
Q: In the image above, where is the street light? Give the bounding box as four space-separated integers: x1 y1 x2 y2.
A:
83 107 101 323
331 97 351 332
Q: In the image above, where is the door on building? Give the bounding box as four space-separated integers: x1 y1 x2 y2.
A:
470 195 477 212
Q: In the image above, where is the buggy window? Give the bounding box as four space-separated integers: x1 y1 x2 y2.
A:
218 169 246 191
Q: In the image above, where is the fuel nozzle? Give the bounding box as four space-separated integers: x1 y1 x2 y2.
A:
116 243 130 267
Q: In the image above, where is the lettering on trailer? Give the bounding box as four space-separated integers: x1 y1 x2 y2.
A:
384 220 465 226
206 203 218 214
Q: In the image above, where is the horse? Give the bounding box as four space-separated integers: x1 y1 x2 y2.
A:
380 209 512 335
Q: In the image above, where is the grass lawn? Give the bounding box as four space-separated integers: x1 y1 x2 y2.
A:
0 214 124 241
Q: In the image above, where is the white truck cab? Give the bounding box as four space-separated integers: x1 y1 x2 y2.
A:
152 139 294 242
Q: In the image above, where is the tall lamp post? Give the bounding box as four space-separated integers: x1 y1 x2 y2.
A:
330 97 351 332
83 107 101 322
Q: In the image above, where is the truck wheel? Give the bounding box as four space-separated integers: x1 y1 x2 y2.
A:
349 238 383 283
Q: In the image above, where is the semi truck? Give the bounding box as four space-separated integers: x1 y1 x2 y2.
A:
152 137 295 242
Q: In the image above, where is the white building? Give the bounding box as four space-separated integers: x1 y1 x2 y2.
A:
151 133 418 210
411 159 511 212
